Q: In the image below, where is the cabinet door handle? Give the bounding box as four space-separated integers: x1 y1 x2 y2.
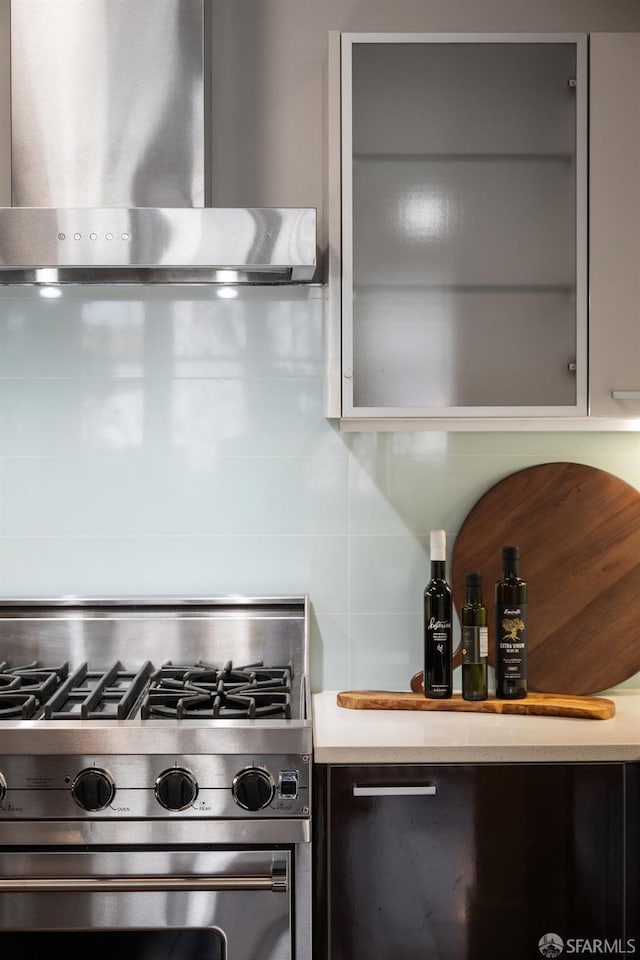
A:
611 391 640 399
352 784 437 797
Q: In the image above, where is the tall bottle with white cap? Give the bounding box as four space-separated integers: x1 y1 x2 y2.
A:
424 529 453 699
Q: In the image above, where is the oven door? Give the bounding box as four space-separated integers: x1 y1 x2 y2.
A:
0 848 292 959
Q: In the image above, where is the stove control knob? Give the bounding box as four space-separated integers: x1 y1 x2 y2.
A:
232 767 275 811
0 773 6 804
155 768 198 811
71 768 115 811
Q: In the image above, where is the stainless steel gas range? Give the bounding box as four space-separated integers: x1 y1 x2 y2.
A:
0 596 312 960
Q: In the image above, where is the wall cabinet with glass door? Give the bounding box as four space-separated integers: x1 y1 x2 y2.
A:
327 32 589 427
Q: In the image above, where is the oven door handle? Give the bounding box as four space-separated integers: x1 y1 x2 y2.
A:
0 872 288 894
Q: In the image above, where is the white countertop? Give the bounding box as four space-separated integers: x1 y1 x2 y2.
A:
312 690 640 764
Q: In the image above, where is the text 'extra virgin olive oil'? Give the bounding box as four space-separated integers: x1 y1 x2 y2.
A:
424 529 453 699
494 545 528 699
461 572 488 701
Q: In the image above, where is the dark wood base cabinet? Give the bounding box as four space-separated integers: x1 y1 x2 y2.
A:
314 763 632 960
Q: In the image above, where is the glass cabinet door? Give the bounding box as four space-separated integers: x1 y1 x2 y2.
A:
340 33 587 419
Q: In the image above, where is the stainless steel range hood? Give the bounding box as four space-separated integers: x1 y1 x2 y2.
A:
0 0 316 284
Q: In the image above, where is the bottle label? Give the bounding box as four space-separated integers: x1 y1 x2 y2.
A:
495 603 528 679
461 625 488 664
425 617 452 696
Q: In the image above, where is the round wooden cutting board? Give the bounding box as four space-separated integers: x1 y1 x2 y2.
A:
450 461 640 695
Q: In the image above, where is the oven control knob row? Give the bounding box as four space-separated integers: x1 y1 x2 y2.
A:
155 768 198 811
71 768 115 811
232 767 275 811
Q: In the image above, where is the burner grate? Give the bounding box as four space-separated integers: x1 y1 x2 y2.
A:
0 662 70 718
0 658 298 722
141 660 293 720
43 661 154 720
0 693 39 720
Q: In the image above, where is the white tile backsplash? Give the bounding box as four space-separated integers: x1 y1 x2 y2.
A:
1 284 639 692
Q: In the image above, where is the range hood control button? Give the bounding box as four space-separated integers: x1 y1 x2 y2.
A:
71 768 115 811
232 768 275 811
155 768 198 811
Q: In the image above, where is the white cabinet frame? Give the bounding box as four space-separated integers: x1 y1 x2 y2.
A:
327 32 590 429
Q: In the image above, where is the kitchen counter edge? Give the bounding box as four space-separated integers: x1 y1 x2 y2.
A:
312 690 640 764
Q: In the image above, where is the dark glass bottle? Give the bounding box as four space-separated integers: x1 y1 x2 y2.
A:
494 546 528 699
424 529 452 699
461 572 488 701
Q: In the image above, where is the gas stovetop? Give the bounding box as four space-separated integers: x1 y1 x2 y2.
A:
0 596 311 753
0 658 295 721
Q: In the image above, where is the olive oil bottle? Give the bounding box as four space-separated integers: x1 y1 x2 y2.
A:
461 572 488 701
494 546 528 699
424 529 453 699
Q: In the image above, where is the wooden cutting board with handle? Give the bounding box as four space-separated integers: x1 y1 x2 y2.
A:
337 690 616 720
444 461 640 695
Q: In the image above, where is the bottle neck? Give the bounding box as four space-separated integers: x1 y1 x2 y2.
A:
431 560 446 579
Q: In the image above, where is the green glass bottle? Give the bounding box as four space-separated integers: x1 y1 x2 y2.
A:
461 572 488 701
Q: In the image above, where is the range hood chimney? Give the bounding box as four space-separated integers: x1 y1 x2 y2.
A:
0 0 316 284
